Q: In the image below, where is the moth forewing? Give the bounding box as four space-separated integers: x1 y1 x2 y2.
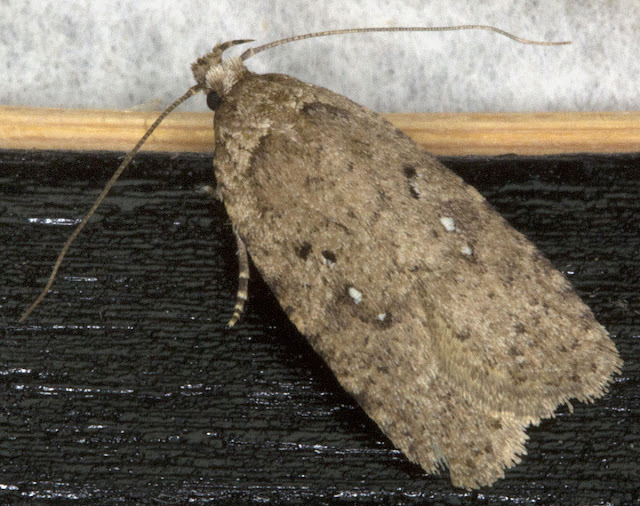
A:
206 66 621 489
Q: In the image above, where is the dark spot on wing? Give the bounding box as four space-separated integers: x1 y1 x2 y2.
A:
296 242 313 260
403 165 417 179
464 458 477 471
508 345 523 357
403 165 422 199
321 250 337 264
305 175 325 187
455 328 471 342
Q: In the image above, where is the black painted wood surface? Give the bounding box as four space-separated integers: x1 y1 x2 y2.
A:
0 149 638 504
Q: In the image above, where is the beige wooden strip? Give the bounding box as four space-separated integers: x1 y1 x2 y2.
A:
388 111 640 155
1 106 639 156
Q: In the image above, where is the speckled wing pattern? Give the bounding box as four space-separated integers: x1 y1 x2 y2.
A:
212 72 622 489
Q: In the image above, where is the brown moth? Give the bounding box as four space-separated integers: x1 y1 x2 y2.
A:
21 26 623 490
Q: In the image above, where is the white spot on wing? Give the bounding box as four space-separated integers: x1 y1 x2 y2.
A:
377 312 386 321
440 217 456 232
461 245 473 256
322 257 335 268
348 287 363 304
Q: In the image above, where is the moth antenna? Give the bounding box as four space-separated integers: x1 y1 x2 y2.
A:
19 84 201 322
219 39 255 51
240 25 570 60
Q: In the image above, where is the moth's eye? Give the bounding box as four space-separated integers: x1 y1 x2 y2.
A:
206 91 223 111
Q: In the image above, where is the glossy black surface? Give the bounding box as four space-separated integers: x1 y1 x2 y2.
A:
0 149 638 504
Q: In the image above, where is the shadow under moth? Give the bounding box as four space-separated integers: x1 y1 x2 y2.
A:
20 25 623 490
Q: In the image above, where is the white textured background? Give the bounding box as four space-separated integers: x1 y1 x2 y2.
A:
0 1 637 113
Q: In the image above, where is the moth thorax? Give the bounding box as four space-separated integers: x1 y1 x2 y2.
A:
204 57 248 98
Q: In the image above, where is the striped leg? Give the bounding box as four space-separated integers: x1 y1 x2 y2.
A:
228 231 249 327
202 186 249 326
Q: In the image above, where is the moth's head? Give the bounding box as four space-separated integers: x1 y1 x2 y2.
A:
191 40 253 111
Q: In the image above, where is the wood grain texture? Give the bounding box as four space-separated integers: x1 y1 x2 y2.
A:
1 106 640 156
0 149 637 503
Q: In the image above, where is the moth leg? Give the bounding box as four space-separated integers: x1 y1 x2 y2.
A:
202 184 247 325
228 231 249 327
201 184 223 201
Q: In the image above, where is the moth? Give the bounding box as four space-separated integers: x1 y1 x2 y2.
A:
21 26 622 489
